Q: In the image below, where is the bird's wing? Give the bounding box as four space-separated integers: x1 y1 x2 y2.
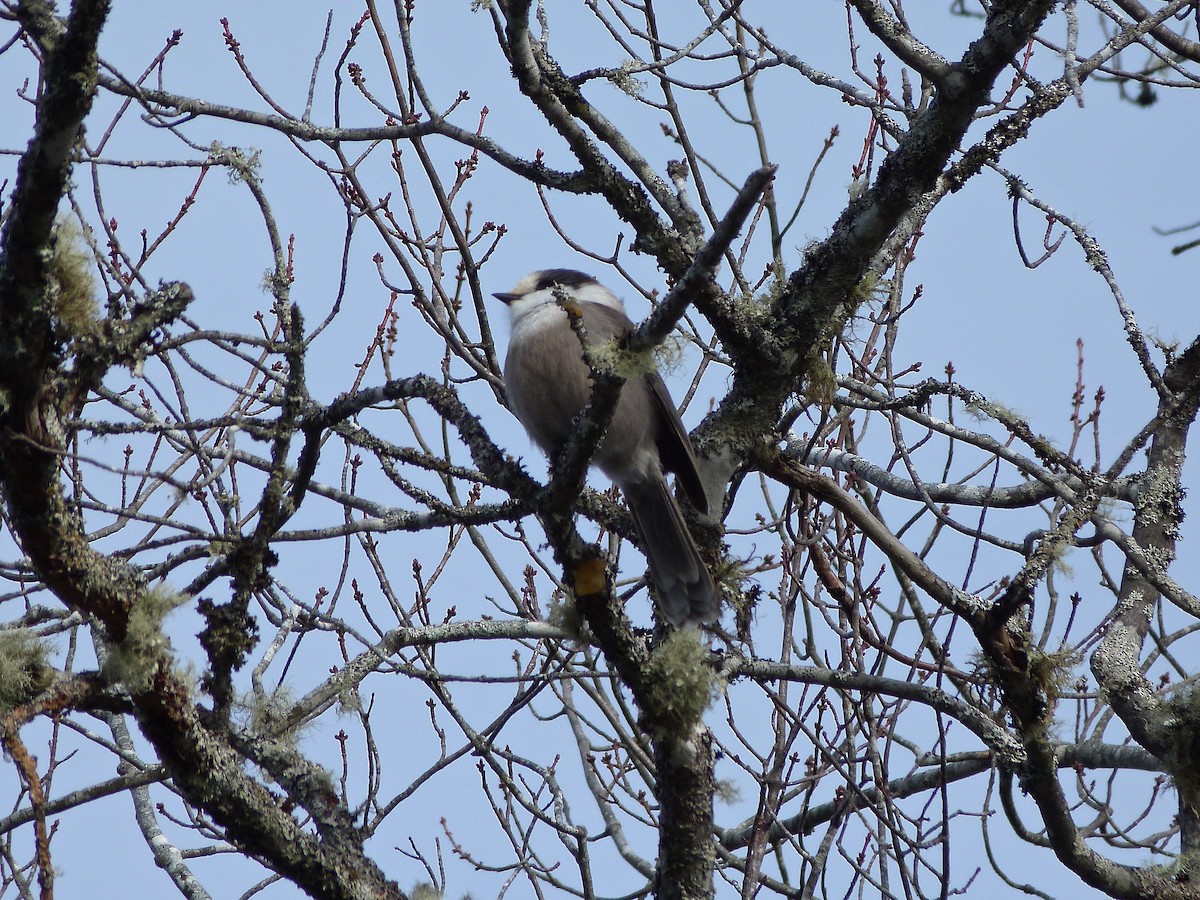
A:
579 301 708 515
645 372 708 515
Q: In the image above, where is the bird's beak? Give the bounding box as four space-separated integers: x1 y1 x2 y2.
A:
492 292 518 305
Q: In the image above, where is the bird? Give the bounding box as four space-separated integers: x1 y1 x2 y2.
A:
494 268 719 628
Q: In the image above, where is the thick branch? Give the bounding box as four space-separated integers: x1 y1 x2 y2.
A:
849 0 952 80
0 7 405 897
1092 338 1200 766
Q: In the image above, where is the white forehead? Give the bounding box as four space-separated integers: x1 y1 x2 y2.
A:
507 271 547 296
505 271 625 312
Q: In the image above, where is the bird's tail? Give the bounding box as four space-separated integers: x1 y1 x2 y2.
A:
624 475 719 628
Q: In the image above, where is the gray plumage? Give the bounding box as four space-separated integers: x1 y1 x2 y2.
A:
495 269 719 628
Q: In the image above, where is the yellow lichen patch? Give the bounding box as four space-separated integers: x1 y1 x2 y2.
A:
573 557 609 596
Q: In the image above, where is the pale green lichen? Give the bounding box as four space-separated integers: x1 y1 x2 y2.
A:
103 586 188 692
1134 464 1186 541
804 355 837 406
587 338 659 382
608 61 645 99
243 685 296 736
547 590 584 638
800 274 878 406
599 335 686 384
209 141 262 185
1142 544 1174 571
45 215 98 341
0 629 51 713
1036 532 1075 579
753 274 790 312
644 630 721 741
409 882 443 900
1027 645 1080 708
963 397 1022 424
714 778 742 805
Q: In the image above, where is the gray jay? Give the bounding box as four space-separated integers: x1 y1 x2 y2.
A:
494 269 719 628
